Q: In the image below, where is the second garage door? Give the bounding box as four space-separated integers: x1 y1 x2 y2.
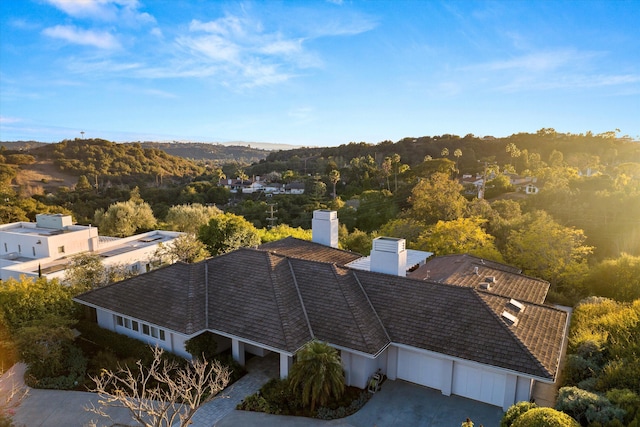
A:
397 348 443 390
452 362 506 407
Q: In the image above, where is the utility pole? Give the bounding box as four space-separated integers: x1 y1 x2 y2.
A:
266 203 278 229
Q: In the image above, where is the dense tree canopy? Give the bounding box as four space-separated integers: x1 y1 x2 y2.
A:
198 213 260 256
407 172 467 224
164 203 221 234
414 217 503 261
505 210 592 290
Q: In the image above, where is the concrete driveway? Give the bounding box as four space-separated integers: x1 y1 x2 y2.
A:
5 359 505 427
215 379 505 427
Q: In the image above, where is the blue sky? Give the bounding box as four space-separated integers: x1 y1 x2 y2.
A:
1 0 639 146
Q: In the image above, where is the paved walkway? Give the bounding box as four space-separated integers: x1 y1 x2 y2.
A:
189 353 280 426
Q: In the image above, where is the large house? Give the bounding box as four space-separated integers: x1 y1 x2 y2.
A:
74 210 568 411
0 213 182 281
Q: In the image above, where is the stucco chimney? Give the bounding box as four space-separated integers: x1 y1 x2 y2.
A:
370 237 407 277
312 209 338 248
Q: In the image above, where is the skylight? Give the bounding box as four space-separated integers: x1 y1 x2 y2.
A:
501 311 519 326
508 298 525 313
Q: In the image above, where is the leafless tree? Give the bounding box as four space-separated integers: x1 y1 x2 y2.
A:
86 346 230 427
0 366 29 423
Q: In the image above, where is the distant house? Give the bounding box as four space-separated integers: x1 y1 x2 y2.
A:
218 177 303 195
74 210 568 411
0 214 182 281
285 182 305 194
525 183 540 195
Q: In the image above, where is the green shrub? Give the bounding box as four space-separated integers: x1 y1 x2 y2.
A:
185 332 218 360
556 387 625 426
502 401 539 427
24 343 87 390
316 391 370 420
563 354 600 387
512 407 579 427
605 389 639 424
238 394 271 413
75 320 153 363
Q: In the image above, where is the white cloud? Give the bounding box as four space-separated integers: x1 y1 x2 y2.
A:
0 116 22 124
44 0 155 24
43 25 120 49
471 49 601 73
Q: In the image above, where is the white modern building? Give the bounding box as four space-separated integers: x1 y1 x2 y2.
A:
0 213 182 281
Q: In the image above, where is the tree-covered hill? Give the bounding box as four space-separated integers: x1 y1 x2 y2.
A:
253 130 640 177
137 142 270 164
29 139 206 184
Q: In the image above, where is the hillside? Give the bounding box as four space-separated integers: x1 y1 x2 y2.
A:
137 141 270 164
25 139 205 185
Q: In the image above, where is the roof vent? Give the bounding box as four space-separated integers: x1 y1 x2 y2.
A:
508 298 525 313
501 311 519 326
479 281 491 291
485 276 496 283
473 266 479 275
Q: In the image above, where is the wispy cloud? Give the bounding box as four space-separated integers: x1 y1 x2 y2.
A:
43 25 121 49
0 116 22 124
474 50 600 73
171 13 320 87
456 48 640 94
44 0 155 25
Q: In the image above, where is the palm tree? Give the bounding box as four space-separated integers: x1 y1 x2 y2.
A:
288 340 345 412
328 169 340 199
453 148 462 174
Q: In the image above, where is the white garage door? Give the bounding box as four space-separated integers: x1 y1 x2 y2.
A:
397 348 442 390
452 362 506 407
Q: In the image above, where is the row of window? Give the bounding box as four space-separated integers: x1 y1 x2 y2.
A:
115 315 166 341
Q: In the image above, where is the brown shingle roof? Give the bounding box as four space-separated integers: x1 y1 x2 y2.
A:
409 254 549 304
74 246 566 380
258 237 362 265
75 262 207 335
355 270 567 379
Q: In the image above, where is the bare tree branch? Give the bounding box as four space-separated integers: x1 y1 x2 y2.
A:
86 346 230 427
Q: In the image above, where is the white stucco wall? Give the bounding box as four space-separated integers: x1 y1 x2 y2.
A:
341 350 379 389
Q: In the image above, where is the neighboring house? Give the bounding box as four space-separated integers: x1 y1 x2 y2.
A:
524 183 540 195
74 210 568 411
0 213 182 281
284 182 305 194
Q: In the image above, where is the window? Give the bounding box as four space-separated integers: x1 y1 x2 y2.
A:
124 318 131 329
132 321 139 332
150 326 159 339
3 243 6 252
116 316 124 326
159 330 165 341
58 246 65 254
142 324 150 335
32 247 36 256
18 245 21 253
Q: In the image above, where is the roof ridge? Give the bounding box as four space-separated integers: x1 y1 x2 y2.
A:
471 290 553 378
260 236 363 260
329 264 371 350
264 252 299 351
351 270 391 344
287 257 315 344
